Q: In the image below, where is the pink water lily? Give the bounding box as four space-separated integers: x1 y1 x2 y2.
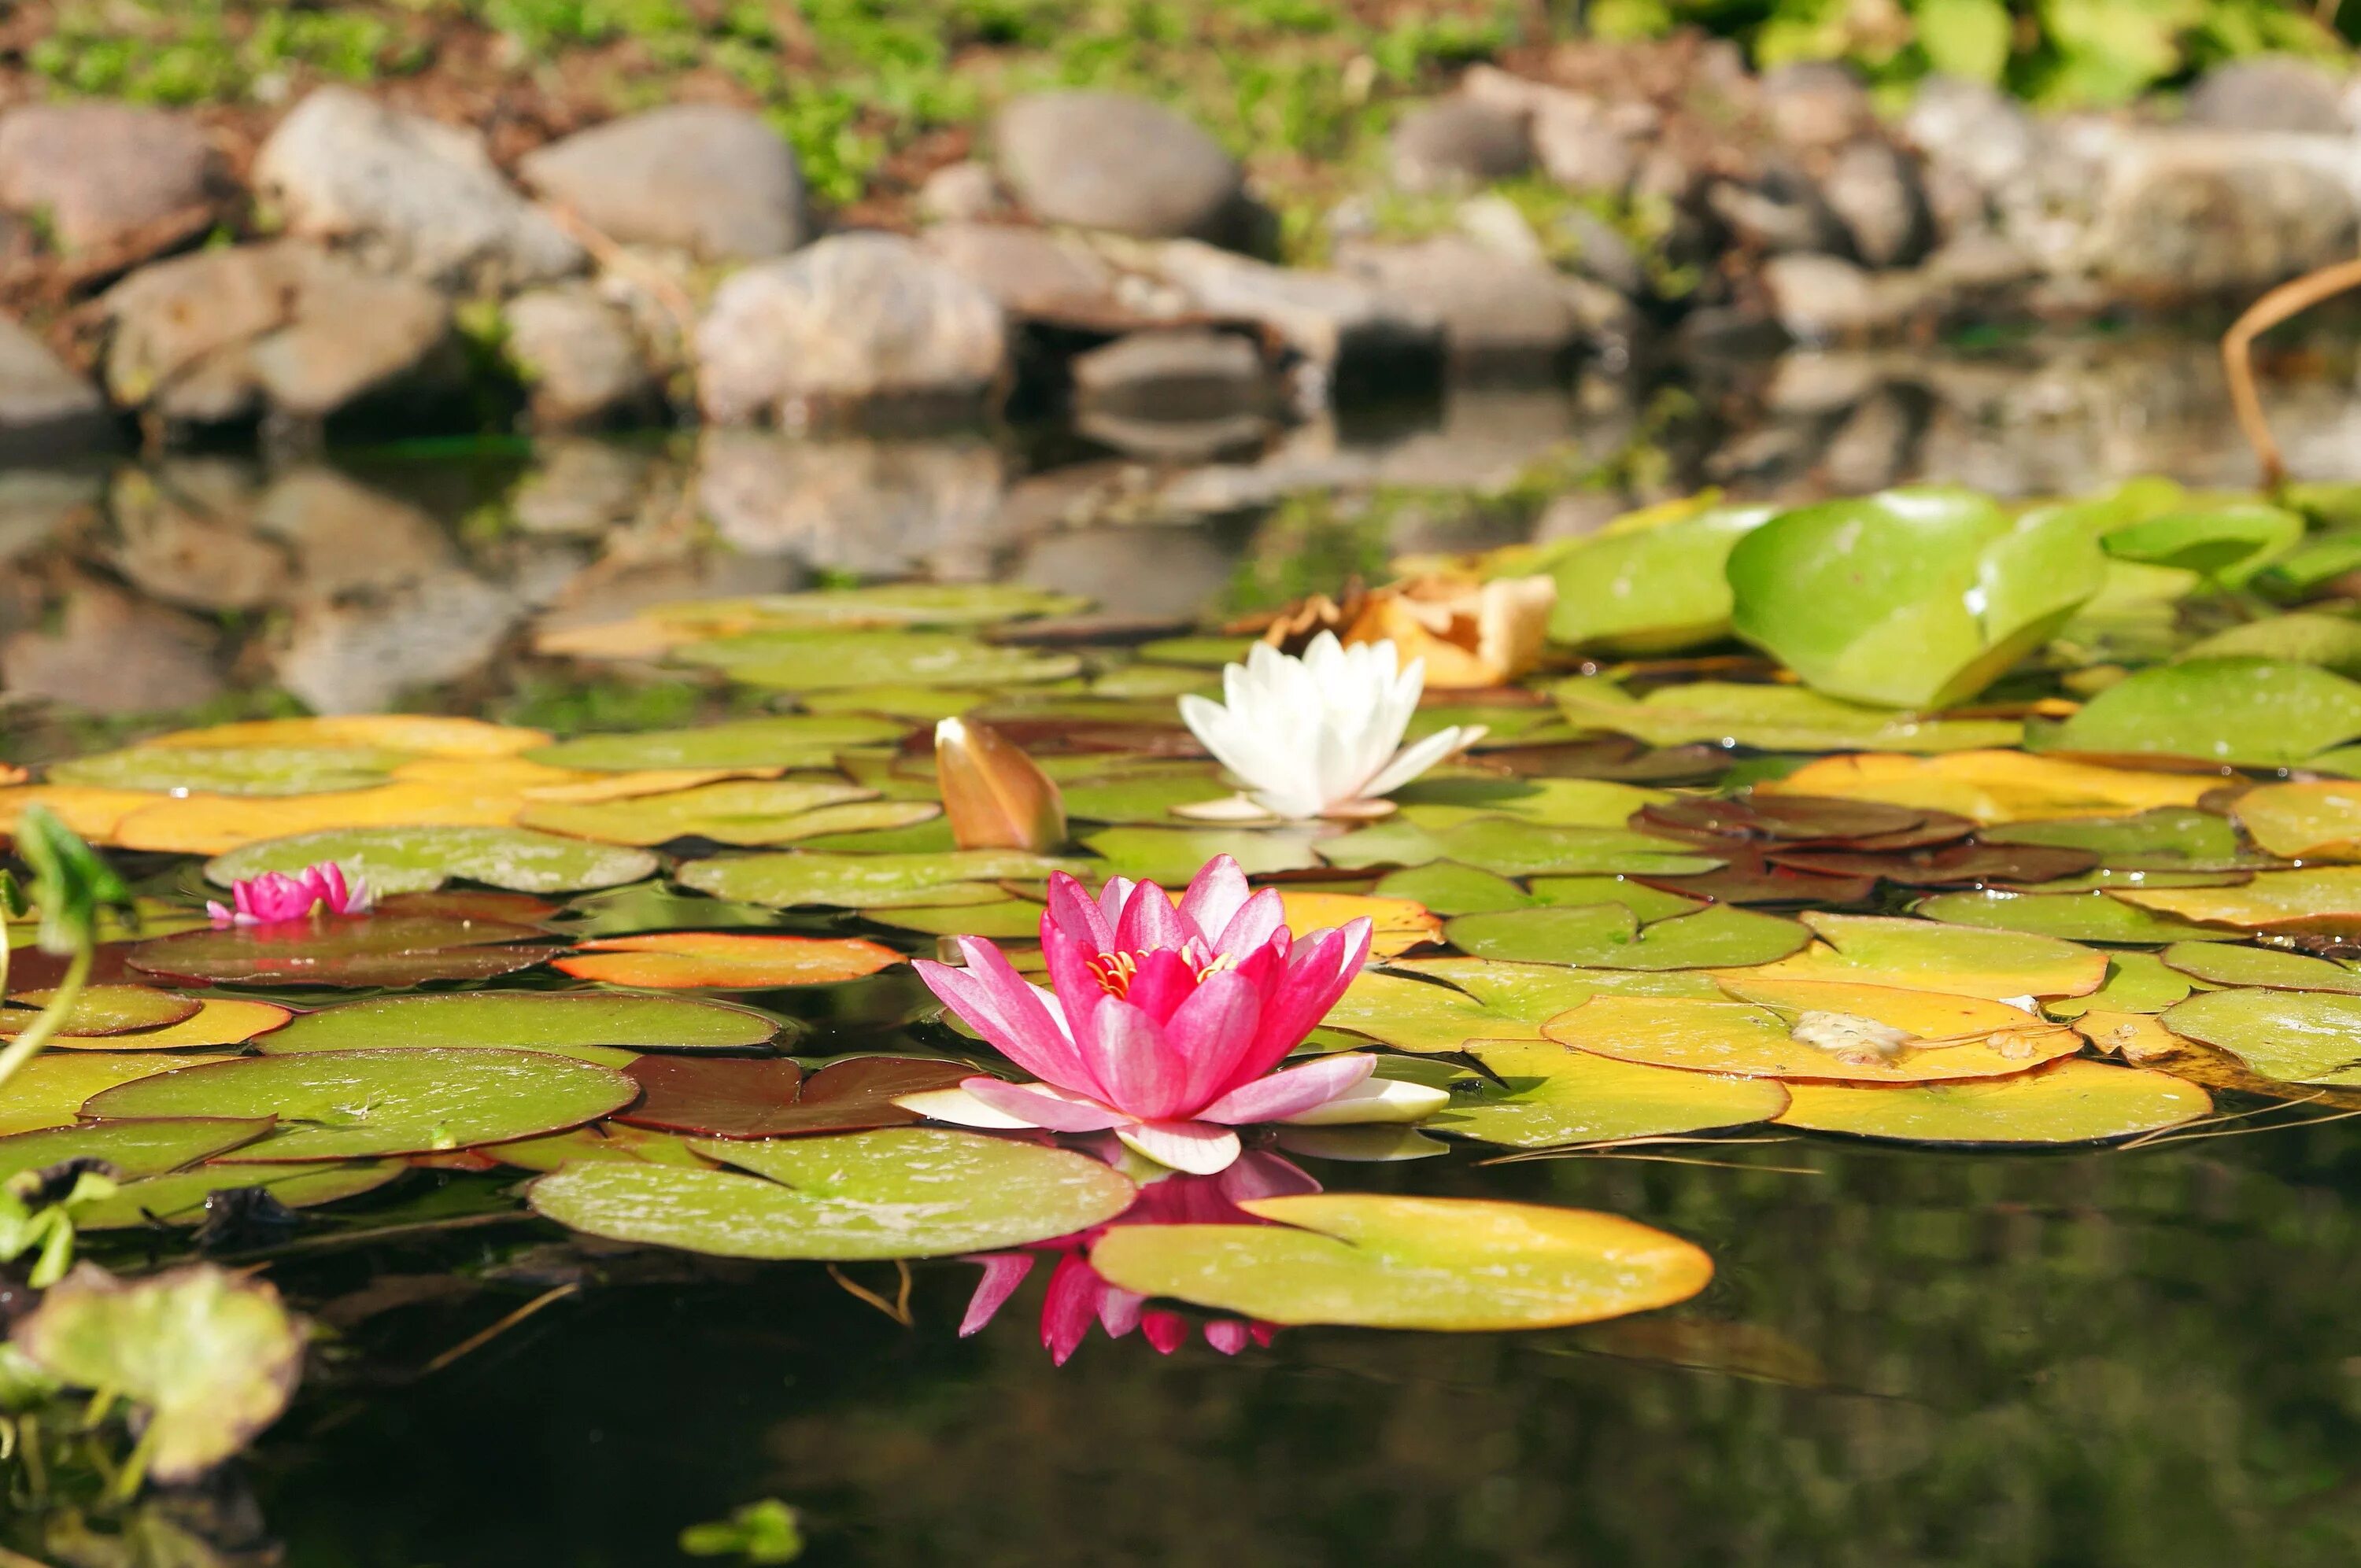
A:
206 861 373 928
910 856 1402 1174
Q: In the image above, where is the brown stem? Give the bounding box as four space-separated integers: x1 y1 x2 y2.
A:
2222 256 2361 491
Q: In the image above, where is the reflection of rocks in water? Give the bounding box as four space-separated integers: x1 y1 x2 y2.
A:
276 567 521 714
697 429 1009 577
0 467 104 566
109 462 289 611
511 439 679 537
2 574 223 713
538 549 808 643
254 466 458 596
1008 522 1244 624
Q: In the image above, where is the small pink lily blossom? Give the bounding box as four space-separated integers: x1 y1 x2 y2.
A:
910 855 1426 1175
959 1151 1314 1364
206 861 373 928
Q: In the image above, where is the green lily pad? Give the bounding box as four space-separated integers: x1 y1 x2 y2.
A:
674 631 1080 691
1391 776 1667 831
2040 951 2194 1018
520 781 937 848
526 715 910 772
1552 678 2019 753
2159 942 2361 994
1445 902 1809 969
678 850 1083 910
0 985 201 1038
12 1264 306 1482
1318 816 1716 877
68 1161 405 1230
1432 1041 1790 1148
1081 826 1328 884
1059 769 1231 825
2178 611 2361 676
1136 636 1258 668
0 1118 275 1185
1524 876 1705 921
0 1054 214 1136
208 827 658 897
1981 807 2244 868
1727 488 2106 707
46 746 403 796
2160 989 2361 1083
257 993 781 1057
1088 1193 1713 1330
1324 961 1718 1053
1718 910 2108 999
527 1127 1137 1260
2038 659 2361 766
1373 861 1536 916
1916 889 2241 946
83 1049 637 1160
798 686 993 721
2101 503 2301 581
1542 501 1776 652
124 915 559 988
554 885 796 937
1772 1059 2210 1144
714 584 1088 629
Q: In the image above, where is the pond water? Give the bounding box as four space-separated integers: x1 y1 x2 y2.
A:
8 334 2361 1566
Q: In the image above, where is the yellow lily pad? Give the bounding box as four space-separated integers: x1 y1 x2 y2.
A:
2233 780 2361 860
0 1053 217 1135
1544 992 2083 1082
112 783 530 855
1432 1040 1790 1147
146 715 550 757
1325 961 1719 1053
2111 869 2361 936
1710 911 2107 999
1772 1060 2208 1144
1762 751 2219 825
46 998 290 1052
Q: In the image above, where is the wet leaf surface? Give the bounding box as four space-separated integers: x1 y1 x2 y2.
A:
552 931 904 987
2160 988 2361 1083
1547 989 2082 1082
1444 902 1809 968
678 850 1083 909
0 984 200 1037
126 914 560 987
1431 1041 1790 1147
620 1055 971 1138
209 826 659 895
1771 1059 2210 1143
0 1117 275 1184
257 992 782 1054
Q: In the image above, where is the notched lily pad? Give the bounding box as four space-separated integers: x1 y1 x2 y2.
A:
619 1055 972 1138
1772 1059 2209 1144
208 827 658 897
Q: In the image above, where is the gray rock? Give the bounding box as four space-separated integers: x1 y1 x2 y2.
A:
1071 329 1267 415
2086 135 2359 295
1556 207 1648 297
253 87 583 290
916 161 1007 224
993 92 1241 239
1388 98 1532 193
1822 138 1931 268
1904 77 2043 199
697 233 1007 425
1763 252 1928 341
2 577 221 714
1334 236 1582 367
1147 239 1442 373
504 285 656 427
696 428 1009 577
1924 227 2040 291
1706 168 1850 255
920 223 1121 321
0 315 113 459
109 463 287 611
0 103 219 251
519 105 806 261
1458 68 1638 195
2184 56 2350 135
102 242 453 425
1759 61 1873 149
1455 194 1549 267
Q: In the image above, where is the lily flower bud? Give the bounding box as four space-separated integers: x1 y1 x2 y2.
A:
935 716 1067 852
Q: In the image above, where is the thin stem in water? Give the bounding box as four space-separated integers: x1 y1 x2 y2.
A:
0 946 88 1096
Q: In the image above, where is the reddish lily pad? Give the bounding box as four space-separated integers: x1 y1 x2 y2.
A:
124 915 560 988
619 1055 973 1138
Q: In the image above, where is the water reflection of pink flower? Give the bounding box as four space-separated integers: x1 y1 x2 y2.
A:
911 857 1381 1175
959 1150 1316 1365
205 862 373 928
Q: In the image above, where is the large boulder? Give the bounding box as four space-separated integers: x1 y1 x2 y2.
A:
992 91 1241 239
1388 98 1532 192
101 241 455 426
0 315 114 459
696 233 1007 425
0 104 220 252
920 223 1125 322
253 87 582 290
518 105 807 261
2085 133 2360 296
1147 241 1443 376
504 285 658 428
1334 236 1585 367
2183 56 2351 135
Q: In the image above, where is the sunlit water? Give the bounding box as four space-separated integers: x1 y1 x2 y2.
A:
9 335 2361 1565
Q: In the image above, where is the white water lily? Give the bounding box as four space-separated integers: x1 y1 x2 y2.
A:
1176 633 1486 821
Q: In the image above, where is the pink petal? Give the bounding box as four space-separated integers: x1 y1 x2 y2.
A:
1114 1119 1243 1175
1198 1053 1376 1127
1142 1311 1188 1354
1164 968 1264 1112
958 1253 1036 1336
1204 1319 1251 1355
1044 872 1114 953
1041 925 1113 1031
1177 856 1252 946
1212 888 1288 962
1121 947 1202 1026
1074 1000 1192 1122
1096 1283 1146 1338
1248 1322 1278 1348
1117 878 1189 955
1041 1253 1102 1365
1230 921 1372 1085
960 1076 1131 1134
205 901 235 928
1096 876 1136 931
916 943 1094 1094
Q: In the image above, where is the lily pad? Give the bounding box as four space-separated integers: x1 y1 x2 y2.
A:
48 998 291 1053
126 915 559 988
47 746 403 797
1445 902 1809 969
1713 911 2107 999
485 1122 714 1172
527 1127 1137 1260
862 901 1048 940
1543 500 1776 651
1393 777 1668 831
1432 1042 1790 1148
552 932 905 989
1082 825 1329 884
2179 611 2361 674
619 1055 971 1138
0 1053 216 1136
1553 678 2019 754
517 780 929 847
1318 816 1716 877
2101 503 2301 580
2038 659 2361 766
83 1049 637 1160
208 827 657 897
2041 951 2194 1018
2160 988 2361 1083
2160 941 2361 994
1059 769 1232 825
1768 751 2221 825
1771 1059 2209 1144
2111 869 2361 935
68 1161 405 1230
1915 889 2239 945
1323 962 1720 1053
674 631 1080 691
1982 806 2245 868
0 985 200 1038
257 993 782 1056
1088 1193 1713 1330
678 850 1082 910
1547 991 2081 1082
0 1118 275 1185
11 1264 305 1483
1373 862 1536 916
526 716 910 773
2234 781 2361 861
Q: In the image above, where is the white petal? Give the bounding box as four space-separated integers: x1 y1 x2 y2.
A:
1169 793 1283 825
892 1087 1041 1130
1115 1120 1243 1174
1362 724 1487 801
1276 1078 1451 1126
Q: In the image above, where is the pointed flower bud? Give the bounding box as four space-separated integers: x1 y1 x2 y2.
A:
936 716 1066 852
